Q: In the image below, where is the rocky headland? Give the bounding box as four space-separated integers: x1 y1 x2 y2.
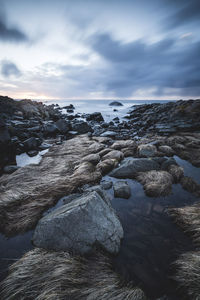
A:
0 96 200 299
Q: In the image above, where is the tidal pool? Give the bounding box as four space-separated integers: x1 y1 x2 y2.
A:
103 176 198 299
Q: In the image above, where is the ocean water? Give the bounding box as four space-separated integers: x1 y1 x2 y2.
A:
43 99 172 122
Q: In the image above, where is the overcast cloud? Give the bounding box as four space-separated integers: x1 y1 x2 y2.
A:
0 0 199 100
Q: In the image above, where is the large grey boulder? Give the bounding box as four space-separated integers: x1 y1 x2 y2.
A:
33 191 123 255
110 158 160 179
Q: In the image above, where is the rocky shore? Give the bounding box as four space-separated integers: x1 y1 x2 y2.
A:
1 96 200 299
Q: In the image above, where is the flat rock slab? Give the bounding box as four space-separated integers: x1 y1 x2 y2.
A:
33 191 123 255
110 158 160 179
113 181 131 199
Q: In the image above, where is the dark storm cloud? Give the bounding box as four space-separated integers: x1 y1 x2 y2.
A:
165 0 200 28
0 15 27 42
1 60 21 77
88 32 200 96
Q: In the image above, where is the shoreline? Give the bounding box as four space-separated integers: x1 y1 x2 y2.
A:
1 95 200 299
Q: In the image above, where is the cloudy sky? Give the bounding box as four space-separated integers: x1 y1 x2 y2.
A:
0 0 199 100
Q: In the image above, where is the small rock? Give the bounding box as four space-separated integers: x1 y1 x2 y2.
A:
71 121 92 134
83 154 100 165
110 158 160 179
138 144 157 157
86 112 104 122
23 137 40 151
113 181 131 199
158 145 175 156
27 150 38 157
100 180 113 190
100 131 117 138
55 119 70 134
3 165 20 174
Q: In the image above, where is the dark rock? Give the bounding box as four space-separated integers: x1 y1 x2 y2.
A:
39 143 51 150
138 144 157 157
23 137 40 151
67 109 74 113
161 157 177 170
113 181 131 199
100 131 117 138
100 180 113 190
71 121 92 134
43 123 58 136
33 191 123 255
63 104 75 110
109 101 123 106
3 165 20 174
27 150 39 157
110 158 160 179
86 112 104 122
55 119 70 134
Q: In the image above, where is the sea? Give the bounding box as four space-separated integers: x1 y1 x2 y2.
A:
42 99 173 122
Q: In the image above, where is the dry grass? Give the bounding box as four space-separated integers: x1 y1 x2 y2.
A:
169 202 200 299
175 252 200 300
0 248 146 300
0 135 103 236
136 170 173 197
169 203 200 246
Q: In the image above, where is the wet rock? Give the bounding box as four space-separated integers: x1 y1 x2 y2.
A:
43 123 58 136
39 142 51 150
82 153 100 165
113 181 131 199
72 120 92 134
100 131 117 138
138 144 157 157
63 104 75 110
27 150 39 157
86 112 104 122
168 165 184 183
111 140 136 150
161 157 177 170
137 170 173 197
102 150 124 162
158 145 175 156
33 191 123 255
110 158 160 179
3 165 20 174
97 159 118 175
100 180 113 190
23 137 40 151
55 119 70 134
83 185 112 206
109 101 123 106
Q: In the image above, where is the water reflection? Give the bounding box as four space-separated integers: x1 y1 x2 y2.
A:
16 149 48 167
103 177 199 299
0 231 33 282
